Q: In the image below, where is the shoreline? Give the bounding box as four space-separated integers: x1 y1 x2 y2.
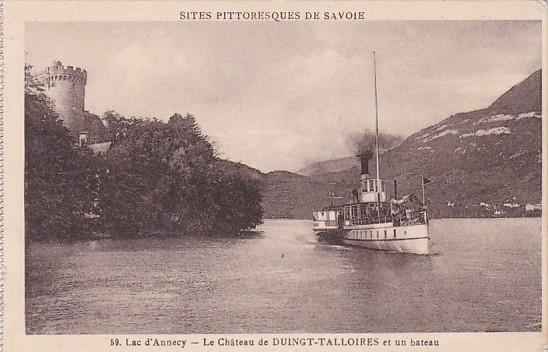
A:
263 216 542 221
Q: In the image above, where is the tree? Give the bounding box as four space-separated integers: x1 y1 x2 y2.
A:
25 65 97 241
26 63 263 239
98 112 263 236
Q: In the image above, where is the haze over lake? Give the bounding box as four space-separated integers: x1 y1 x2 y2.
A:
26 218 541 334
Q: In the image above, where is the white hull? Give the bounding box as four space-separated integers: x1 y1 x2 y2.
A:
315 223 429 255
344 223 429 255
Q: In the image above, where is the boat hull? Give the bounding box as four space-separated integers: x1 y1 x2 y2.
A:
314 229 345 244
315 223 429 255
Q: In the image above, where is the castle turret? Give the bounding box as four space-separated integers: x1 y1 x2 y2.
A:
43 61 87 137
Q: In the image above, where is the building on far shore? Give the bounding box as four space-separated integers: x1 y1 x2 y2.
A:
525 203 542 212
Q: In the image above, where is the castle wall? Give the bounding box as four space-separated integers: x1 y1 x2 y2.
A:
43 61 87 136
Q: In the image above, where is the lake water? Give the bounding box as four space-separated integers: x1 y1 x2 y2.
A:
26 218 541 334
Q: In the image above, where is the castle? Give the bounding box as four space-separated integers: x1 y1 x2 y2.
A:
42 61 90 142
42 61 109 152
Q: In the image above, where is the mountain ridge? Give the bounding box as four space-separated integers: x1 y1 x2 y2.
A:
259 69 542 219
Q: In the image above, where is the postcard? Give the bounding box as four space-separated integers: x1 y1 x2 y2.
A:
2 1 546 351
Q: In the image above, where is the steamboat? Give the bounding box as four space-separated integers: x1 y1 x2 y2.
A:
312 52 430 255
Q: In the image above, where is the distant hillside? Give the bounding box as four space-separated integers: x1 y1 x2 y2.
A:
260 69 542 219
215 159 263 182
261 171 332 218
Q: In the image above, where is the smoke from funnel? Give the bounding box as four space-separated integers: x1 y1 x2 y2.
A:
349 129 403 176
349 128 404 156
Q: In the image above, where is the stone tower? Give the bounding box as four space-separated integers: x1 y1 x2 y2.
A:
43 61 87 137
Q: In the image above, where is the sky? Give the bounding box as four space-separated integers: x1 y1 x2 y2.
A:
26 21 541 172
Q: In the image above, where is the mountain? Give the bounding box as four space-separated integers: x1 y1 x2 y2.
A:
261 171 331 218
261 69 542 219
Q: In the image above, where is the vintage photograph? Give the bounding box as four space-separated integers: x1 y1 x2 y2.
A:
24 20 542 335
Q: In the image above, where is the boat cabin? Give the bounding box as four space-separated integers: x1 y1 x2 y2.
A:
312 209 341 231
359 175 387 202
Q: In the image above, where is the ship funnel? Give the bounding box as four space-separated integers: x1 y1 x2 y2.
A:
358 150 373 176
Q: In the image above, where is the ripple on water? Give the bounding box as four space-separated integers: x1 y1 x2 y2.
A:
26 218 541 334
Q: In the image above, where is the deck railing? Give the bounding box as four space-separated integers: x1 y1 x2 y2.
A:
347 210 427 227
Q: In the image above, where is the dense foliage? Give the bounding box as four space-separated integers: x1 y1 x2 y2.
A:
25 65 97 240
97 113 263 237
25 67 263 241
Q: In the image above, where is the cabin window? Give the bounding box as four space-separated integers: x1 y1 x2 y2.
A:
376 231 379 238
384 230 387 238
351 206 358 220
360 204 367 220
393 229 397 238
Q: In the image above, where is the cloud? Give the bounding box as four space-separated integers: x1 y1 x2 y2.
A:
26 21 541 172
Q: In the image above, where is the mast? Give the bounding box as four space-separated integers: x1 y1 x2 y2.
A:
421 175 426 206
373 51 380 182
373 51 381 222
